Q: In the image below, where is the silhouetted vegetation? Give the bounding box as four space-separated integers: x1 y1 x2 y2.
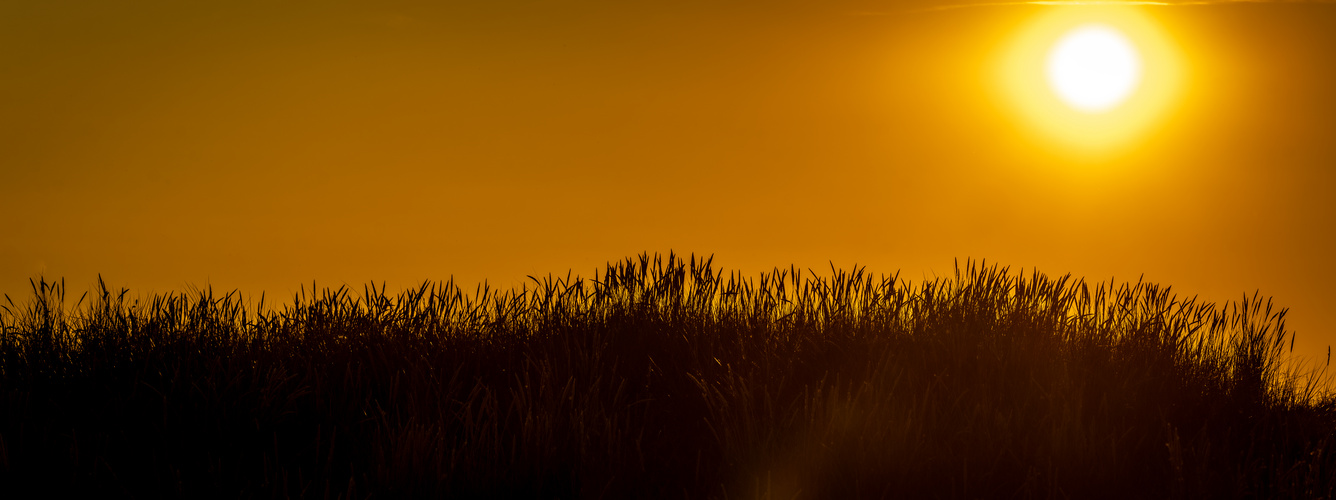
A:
2 253 1332 498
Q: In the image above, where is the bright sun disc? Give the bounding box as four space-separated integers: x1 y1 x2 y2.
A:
1046 25 1142 113
994 7 1184 153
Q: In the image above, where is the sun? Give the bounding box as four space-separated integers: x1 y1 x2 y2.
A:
1046 25 1142 113
994 7 1184 153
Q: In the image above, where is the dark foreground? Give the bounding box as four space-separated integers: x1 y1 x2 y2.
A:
2 254 1333 499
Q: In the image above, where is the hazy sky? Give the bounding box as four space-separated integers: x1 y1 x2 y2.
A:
3 1 1334 363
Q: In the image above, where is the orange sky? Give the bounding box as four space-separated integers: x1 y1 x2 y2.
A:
3 1 1334 364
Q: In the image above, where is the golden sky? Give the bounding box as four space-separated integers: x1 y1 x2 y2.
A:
3 1 1334 362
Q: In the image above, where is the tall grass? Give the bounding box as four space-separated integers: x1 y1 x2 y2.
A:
1 253 1332 498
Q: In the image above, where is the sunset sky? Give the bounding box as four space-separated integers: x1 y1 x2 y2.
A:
3 0 1334 363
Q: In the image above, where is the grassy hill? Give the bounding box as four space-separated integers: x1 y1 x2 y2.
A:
2 253 1332 498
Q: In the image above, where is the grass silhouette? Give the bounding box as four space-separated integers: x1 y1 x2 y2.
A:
1 253 1332 498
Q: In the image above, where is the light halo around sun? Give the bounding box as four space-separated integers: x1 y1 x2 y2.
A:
995 7 1184 154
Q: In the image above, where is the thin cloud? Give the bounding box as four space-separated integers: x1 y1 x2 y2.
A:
850 0 1336 14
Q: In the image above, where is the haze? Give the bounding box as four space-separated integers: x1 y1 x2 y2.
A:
3 0 1334 364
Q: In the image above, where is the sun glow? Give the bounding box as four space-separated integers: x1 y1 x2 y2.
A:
996 7 1184 153
1047 25 1142 113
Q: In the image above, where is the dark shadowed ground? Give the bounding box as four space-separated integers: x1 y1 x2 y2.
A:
2 254 1332 498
